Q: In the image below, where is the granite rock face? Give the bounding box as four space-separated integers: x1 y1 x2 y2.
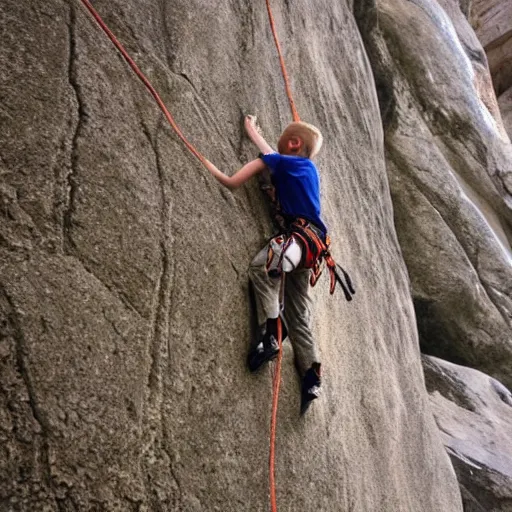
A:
356 0 512 390
0 0 478 510
355 0 512 508
500 87 512 138
424 355 512 512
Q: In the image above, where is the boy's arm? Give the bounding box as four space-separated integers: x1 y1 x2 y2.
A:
204 158 266 190
244 115 275 155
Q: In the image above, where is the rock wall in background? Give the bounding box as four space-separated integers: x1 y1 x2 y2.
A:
0 0 510 510
357 0 512 388
356 0 512 509
471 0 512 140
471 0 512 97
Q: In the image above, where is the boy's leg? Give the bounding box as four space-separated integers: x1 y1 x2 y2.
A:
284 268 322 414
283 268 319 376
247 245 286 372
248 246 280 326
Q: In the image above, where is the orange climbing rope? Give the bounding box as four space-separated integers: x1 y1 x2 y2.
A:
264 1 300 511
269 316 283 512
265 0 301 123
78 0 208 168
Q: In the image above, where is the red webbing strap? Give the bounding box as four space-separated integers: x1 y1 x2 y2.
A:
265 0 301 122
325 256 337 295
300 225 327 256
290 220 327 267
78 0 208 167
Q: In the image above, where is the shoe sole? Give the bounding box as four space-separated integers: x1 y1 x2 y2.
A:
247 348 280 373
300 391 320 415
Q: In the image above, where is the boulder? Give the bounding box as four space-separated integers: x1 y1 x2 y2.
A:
424 355 512 511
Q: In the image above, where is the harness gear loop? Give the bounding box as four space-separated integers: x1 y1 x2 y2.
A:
265 235 300 277
78 0 208 168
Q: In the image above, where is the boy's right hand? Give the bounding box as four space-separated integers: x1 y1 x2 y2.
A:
244 115 274 154
244 115 259 134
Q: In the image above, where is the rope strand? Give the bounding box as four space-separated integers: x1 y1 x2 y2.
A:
265 0 301 122
269 317 283 512
78 0 208 167
264 2 299 508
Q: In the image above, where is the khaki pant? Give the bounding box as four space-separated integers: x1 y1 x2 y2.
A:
248 245 320 376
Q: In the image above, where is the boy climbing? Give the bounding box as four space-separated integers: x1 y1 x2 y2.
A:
204 115 326 414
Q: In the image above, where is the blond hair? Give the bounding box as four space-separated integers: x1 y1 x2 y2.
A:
277 121 323 158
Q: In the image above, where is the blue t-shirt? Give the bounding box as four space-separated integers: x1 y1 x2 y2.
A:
260 152 327 235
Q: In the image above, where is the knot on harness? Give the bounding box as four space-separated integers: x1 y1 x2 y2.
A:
266 218 355 301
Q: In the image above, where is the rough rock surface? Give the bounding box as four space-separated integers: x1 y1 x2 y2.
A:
356 0 512 507
500 87 512 138
423 355 512 512
471 0 512 146
0 1 466 511
356 0 512 389
471 0 512 96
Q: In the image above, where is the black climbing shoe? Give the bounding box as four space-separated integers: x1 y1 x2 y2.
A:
247 318 288 373
247 334 280 372
300 362 322 415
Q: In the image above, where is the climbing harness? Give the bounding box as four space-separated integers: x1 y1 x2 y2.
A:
265 219 355 300
287 219 355 301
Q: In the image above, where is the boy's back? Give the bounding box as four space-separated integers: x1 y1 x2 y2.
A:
260 152 327 236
